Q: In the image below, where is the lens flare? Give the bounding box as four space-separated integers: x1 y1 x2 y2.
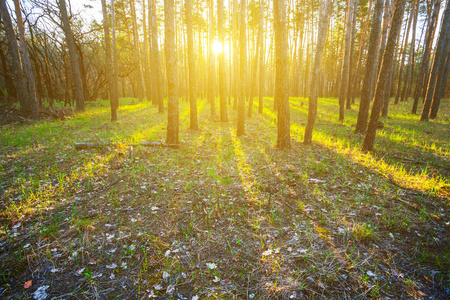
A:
212 40 223 55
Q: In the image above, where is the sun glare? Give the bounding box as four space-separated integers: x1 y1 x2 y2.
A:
212 40 223 55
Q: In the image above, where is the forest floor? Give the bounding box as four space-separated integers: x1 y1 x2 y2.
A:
0 97 449 299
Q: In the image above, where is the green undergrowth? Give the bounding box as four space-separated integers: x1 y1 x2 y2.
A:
0 97 449 299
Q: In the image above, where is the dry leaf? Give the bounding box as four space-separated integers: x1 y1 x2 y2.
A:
24 280 32 289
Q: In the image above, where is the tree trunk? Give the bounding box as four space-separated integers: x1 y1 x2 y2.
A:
185 0 198 129
304 0 333 145
274 0 290 149
350 0 372 105
110 0 119 120
207 0 216 118
13 0 39 119
149 0 164 113
165 0 179 144
218 0 228 122
258 0 265 114
338 0 354 121
58 0 84 111
355 0 384 134
346 0 357 109
376 0 390 77
101 0 115 121
0 0 29 114
380 40 399 118
421 0 450 121
142 0 152 103
362 0 406 152
0 40 16 101
394 0 415 105
232 0 239 110
130 0 144 102
236 0 247 136
429 53 450 119
411 0 440 114
400 0 419 102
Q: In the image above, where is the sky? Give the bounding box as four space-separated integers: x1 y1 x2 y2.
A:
70 0 103 24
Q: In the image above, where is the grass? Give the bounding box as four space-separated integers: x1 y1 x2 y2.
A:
0 96 449 299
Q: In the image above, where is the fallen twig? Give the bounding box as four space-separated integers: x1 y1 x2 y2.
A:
74 142 179 150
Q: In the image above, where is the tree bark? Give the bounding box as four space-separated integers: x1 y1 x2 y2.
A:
421 0 450 121
338 0 354 121
130 0 144 102
355 0 384 134
274 0 290 149
411 0 439 114
101 0 116 121
304 0 333 145
0 0 29 114
218 0 228 122
142 0 152 103
362 0 406 152
236 0 247 136
401 0 419 103
110 0 119 120
13 0 39 119
58 0 84 111
0 40 16 101
350 0 373 105
346 0 357 109
185 0 198 129
429 52 450 119
149 0 164 113
207 0 216 118
258 0 265 114
165 0 179 144
394 0 416 105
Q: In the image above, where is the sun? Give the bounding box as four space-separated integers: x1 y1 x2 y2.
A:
212 40 223 55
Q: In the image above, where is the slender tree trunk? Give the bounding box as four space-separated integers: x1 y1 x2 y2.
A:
185 0 198 130
165 0 179 144
58 0 84 111
355 0 384 134
304 0 333 144
258 0 265 114
142 0 152 102
0 0 29 114
232 0 239 110
0 40 16 101
380 39 399 118
338 0 354 121
236 0 247 136
296 26 304 97
101 0 115 121
412 0 439 114
274 0 290 149
394 0 415 105
346 0 357 109
401 0 419 102
130 0 144 102
421 0 450 121
13 0 39 119
429 53 450 119
207 0 216 117
377 0 390 76
110 0 119 120
362 0 406 152
217 0 228 122
149 0 163 112
350 0 372 105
